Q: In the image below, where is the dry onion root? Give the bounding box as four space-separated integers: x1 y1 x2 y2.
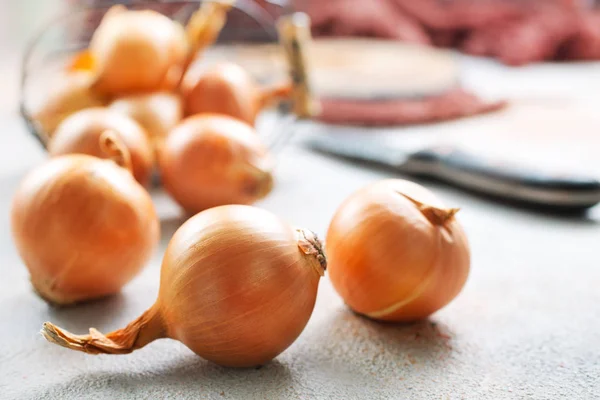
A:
41 205 326 367
49 108 154 186
31 71 106 139
181 61 291 124
159 114 274 214
87 5 188 95
109 91 182 151
11 132 159 305
326 179 470 322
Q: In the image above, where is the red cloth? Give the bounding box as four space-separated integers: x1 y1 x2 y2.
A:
562 10 600 60
460 4 582 65
318 88 507 126
300 0 600 65
292 0 600 125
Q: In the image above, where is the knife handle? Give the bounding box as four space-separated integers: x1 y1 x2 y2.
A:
406 147 600 210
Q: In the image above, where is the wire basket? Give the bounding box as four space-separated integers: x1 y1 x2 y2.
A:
20 0 311 152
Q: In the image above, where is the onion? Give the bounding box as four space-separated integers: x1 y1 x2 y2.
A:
31 71 106 138
89 5 188 95
41 205 326 367
326 179 470 322
49 108 154 186
181 62 291 124
109 91 182 149
11 133 159 305
159 114 273 214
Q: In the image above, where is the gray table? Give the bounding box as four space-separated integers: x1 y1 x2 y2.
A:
2 106 600 399
2 2 600 398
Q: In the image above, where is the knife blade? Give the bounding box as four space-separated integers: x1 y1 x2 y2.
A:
306 135 600 211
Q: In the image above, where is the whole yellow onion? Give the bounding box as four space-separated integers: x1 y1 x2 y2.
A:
89 5 188 95
11 134 159 305
49 108 154 186
326 179 470 322
181 62 290 125
31 71 106 138
159 114 273 214
42 205 326 367
109 91 182 149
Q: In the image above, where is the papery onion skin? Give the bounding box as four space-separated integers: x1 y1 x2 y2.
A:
158 205 325 366
109 92 182 149
181 62 290 125
326 179 470 322
41 205 326 368
90 6 188 95
49 108 154 186
31 71 106 138
11 155 159 305
159 114 273 214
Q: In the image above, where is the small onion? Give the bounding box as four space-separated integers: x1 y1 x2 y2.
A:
49 108 154 186
326 179 470 322
109 91 183 150
31 71 106 138
159 114 274 214
89 5 188 95
42 205 326 367
181 62 291 124
11 133 160 305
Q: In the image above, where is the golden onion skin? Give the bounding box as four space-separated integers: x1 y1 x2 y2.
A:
90 6 188 95
158 205 324 367
109 91 183 147
159 114 273 214
181 62 263 124
11 155 159 305
326 179 470 322
31 71 106 138
40 205 326 368
49 108 154 186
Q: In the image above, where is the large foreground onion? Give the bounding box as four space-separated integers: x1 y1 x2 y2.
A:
326 179 470 322
42 205 326 367
11 135 159 305
49 108 154 186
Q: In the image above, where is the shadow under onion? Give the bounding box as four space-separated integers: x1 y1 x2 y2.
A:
36 356 294 398
44 292 130 332
297 306 456 377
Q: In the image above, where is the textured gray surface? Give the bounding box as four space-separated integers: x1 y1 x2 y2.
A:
1 6 600 396
2 102 600 399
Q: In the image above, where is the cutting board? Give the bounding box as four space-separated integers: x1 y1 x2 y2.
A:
295 52 600 179
202 38 460 100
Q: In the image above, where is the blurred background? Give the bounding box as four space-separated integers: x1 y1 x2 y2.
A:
6 0 600 181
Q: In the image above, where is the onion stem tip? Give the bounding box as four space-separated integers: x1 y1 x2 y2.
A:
296 228 327 275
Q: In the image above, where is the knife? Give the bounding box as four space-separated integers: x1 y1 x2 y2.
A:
306 135 600 211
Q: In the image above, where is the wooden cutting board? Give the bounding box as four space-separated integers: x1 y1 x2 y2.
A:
202 38 460 100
